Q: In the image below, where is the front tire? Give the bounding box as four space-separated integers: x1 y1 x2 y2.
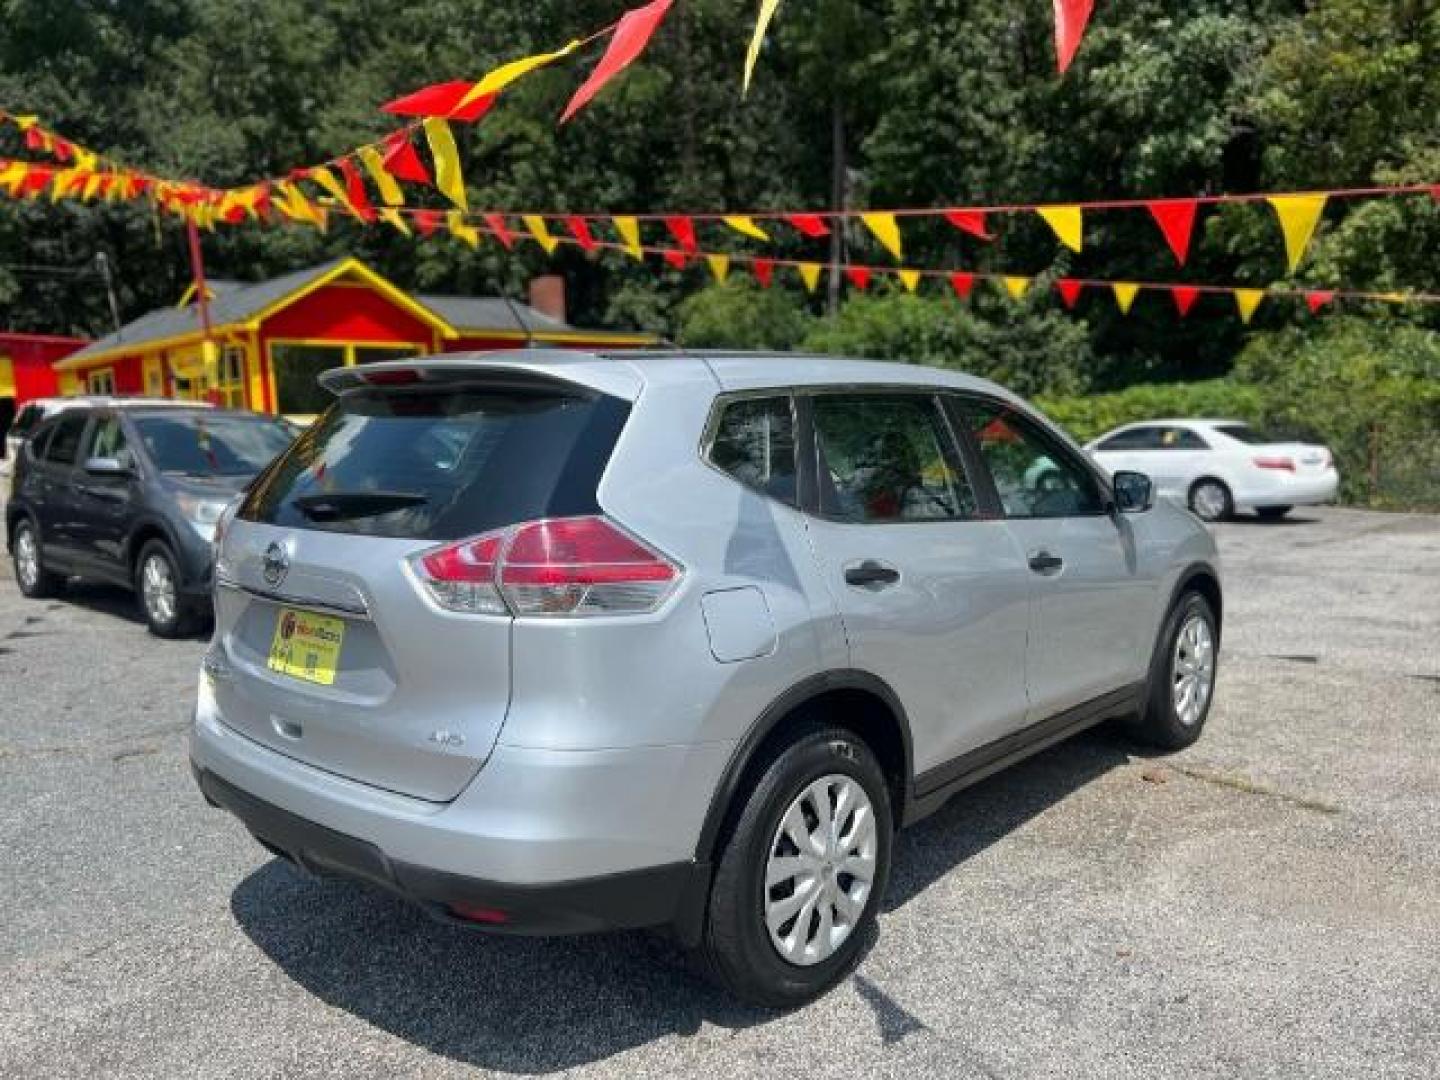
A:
1131 592 1218 751
696 727 893 1008
11 519 65 599
135 539 198 638
1188 479 1233 522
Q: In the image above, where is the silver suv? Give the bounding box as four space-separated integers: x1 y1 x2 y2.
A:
190 351 1221 1007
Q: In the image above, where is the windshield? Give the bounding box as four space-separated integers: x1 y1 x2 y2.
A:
1215 424 1285 445
135 414 295 477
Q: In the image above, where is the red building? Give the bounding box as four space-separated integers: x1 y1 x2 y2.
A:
0 330 90 432
52 258 657 416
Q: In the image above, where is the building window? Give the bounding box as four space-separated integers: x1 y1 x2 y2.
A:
216 346 247 409
271 343 346 415
87 368 117 396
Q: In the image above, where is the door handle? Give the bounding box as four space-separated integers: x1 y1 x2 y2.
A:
844 560 900 588
1027 550 1065 575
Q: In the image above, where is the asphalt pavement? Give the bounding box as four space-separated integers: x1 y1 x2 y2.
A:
1 506 1436 1078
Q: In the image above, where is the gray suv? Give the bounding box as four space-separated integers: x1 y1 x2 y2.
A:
190 351 1221 1007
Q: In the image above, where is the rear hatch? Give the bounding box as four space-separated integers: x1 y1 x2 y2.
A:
213 367 631 801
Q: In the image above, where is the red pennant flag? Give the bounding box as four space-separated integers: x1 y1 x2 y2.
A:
662 249 689 270
1054 0 1095 74
382 81 499 122
664 215 698 252
1431 185 1440 202
561 0 674 123
1056 279 1083 308
222 203 247 225
24 126 45 151
752 258 775 288
381 131 431 185
414 209 444 237
1146 199 1199 265
19 165 54 196
1171 286 1200 317
337 157 377 223
484 213 514 249
948 272 975 300
253 183 271 218
51 138 73 163
846 266 871 291
944 210 993 240
1305 290 1336 314
566 216 597 251
786 213 830 238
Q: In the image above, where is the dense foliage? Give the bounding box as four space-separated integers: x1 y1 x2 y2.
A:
1 1 1436 429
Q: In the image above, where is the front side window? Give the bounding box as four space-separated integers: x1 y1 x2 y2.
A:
812 394 977 523
85 415 130 464
1160 426 1209 450
43 413 90 466
955 399 1104 518
707 395 797 505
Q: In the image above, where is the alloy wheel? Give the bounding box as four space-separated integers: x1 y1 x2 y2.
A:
14 527 40 592
1191 482 1228 522
141 553 177 627
1172 614 1216 727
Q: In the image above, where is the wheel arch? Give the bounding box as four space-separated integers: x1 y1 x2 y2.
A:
1171 560 1223 644
125 518 182 577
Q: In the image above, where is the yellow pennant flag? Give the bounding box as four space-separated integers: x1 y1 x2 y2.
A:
72 147 98 172
861 212 903 260
898 269 922 293
797 262 822 293
12 114 39 131
380 208 412 236
706 254 731 284
1268 195 1326 273
81 173 104 201
614 216 644 260
49 169 83 202
423 118 467 210
275 181 326 229
447 210 480 248
0 161 27 195
456 40 582 113
308 165 362 219
722 215 770 242
743 0 783 94
358 146 405 206
1234 288 1266 324
1002 276 1031 300
1112 282 1140 314
524 215 559 254
1037 205 1083 252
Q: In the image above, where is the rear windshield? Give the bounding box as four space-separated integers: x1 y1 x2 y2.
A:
238 385 630 540
135 414 295 477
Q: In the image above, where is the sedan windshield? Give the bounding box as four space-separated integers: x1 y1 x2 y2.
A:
134 414 295 477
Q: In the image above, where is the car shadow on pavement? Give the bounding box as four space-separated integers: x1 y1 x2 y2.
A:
230 726 1135 1071
50 580 147 625
1222 513 1320 526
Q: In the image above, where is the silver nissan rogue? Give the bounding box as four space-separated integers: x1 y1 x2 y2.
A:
190 351 1221 1007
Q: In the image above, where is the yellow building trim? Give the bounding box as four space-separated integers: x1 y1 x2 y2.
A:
453 328 660 346
240 258 458 340
0 355 14 398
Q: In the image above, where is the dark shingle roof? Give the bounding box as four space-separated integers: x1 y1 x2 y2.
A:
416 295 571 334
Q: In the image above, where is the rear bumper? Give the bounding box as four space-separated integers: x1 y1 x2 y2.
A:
1233 469 1340 509
194 765 709 936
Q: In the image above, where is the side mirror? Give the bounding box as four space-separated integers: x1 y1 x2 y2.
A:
1112 470 1154 514
84 455 130 477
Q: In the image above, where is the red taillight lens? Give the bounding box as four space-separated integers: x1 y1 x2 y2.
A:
410 516 681 617
1253 455 1296 472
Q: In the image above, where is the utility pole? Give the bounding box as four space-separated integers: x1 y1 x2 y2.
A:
93 252 122 335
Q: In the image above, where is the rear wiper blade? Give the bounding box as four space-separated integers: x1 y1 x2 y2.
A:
292 490 429 521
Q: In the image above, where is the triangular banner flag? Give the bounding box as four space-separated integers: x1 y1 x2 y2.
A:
562 0 674 123
1147 199 1198 265
798 262 823 292
1056 279 1083 309
455 41 582 114
948 272 975 299
414 209 443 237
664 216 698 252
846 266 872 291
1037 205 1083 252
380 208 412 236
483 213 514 249
723 215 770 242
1234 288 1266 324
381 130 431 185
706 254 731 283
1305 290 1336 315
382 81 499 122
786 213 830 238
1268 195 1327 273
661 249 689 269
566 216 597 251
524 215 559 254
1002 276 1030 300
1171 286 1200 317
447 210 480 248
1112 282 1140 314
358 147 405 206
944 210 993 240
861 213 903 260
614 215 644 259
337 158 377 222
898 269 922 293
422 118 466 209
743 0 783 95
1054 0 1096 74
752 258 774 287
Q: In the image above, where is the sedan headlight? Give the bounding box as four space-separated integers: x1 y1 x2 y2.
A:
175 493 233 540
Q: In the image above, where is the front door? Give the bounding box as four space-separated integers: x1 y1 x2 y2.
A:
799 392 1032 775
69 411 138 579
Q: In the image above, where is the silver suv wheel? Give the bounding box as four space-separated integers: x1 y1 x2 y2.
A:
764 773 878 966
1172 613 1215 727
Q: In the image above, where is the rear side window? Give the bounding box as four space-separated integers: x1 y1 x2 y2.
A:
239 386 630 540
707 396 797 506
43 413 89 466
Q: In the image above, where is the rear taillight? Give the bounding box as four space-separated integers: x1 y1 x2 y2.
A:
410 516 681 617
1253 455 1296 472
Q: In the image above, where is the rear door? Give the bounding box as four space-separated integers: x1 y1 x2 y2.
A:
797 391 1032 774
217 375 630 801
32 410 92 567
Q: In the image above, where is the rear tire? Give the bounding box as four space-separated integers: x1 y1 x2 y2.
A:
1256 506 1291 520
11 519 65 599
1130 592 1218 751
1188 479 1232 522
694 726 893 1009
135 539 198 638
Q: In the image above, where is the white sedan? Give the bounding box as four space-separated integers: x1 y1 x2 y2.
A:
1084 419 1339 521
